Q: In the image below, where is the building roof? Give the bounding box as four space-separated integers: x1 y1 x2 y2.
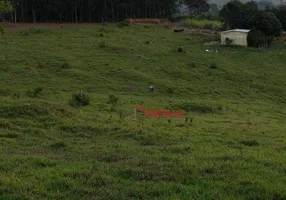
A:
222 29 250 33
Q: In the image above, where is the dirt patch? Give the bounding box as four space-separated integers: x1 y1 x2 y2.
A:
1 22 95 32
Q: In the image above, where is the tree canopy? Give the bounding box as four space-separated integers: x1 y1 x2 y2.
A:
219 0 282 37
0 0 13 14
1 0 181 23
275 6 286 30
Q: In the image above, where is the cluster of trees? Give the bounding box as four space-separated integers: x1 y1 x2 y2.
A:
0 0 206 23
0 0 180 22
219 1 282 34
219 1 285 47
0 0 212 22
0 0 285 41
272 6 286 31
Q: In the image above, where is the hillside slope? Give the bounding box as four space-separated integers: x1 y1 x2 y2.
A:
0 24 286 200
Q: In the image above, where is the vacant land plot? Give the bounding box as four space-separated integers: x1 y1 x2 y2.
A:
0 23 286 200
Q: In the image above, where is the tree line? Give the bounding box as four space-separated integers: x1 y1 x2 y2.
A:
0 0 212 23
0 0 285 33
0 0 181 23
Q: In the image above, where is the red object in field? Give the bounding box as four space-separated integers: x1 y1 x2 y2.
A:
133 105 184 118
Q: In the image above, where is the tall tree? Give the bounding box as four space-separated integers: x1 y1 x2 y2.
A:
275 6 286 30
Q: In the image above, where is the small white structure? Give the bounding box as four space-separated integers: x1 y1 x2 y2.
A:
221 29 250 46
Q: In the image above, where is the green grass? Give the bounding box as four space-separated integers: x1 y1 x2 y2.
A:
181 18 224 30
0 23 286 199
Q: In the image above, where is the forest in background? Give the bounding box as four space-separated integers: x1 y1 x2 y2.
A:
0 0 185 22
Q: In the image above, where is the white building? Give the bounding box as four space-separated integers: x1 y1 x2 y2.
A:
221 29 250 46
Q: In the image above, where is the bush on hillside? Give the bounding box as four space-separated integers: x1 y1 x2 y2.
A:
117 21 129 28
69 91 90 107
251 11 282 37
247 29 274 47
209 63 218 69
178 47 184 52
61 62 71 69
0 25 4 35
98 41 106 48
26 87 43 98
247 29 265 47
107 94 119 106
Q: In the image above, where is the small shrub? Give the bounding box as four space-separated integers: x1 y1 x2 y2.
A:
145 41 150 44
99 33 104 37
99 27 108 33
0 25 4 36
101 22 108 26
240 140 259 147
203 23 213 30
98 41 106 48
190 63 197 68
178 47 184 52
49 141 67 149
209 63 217 69
61 62 71 69
69 91 90 107
37 62 44 68
167 88 174 94
26 87 43 98
0 88 11 96
109 106 117 112
225 37 233 46
117 21 129 28
108 94 119 106
118 111 125 122
12 93 20 99
201 167 215 175
20 30 30 36
144 25 149 28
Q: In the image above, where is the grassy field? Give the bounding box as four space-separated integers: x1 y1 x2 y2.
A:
0 23 286 200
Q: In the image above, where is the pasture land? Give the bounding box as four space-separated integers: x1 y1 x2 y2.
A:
0 23 286 200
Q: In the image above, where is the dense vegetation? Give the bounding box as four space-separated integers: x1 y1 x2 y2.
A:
0 0 210 22
273 6 286 31
0 23 286 200
219 1 284 47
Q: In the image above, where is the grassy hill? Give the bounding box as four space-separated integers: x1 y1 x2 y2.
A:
0 23 286 200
